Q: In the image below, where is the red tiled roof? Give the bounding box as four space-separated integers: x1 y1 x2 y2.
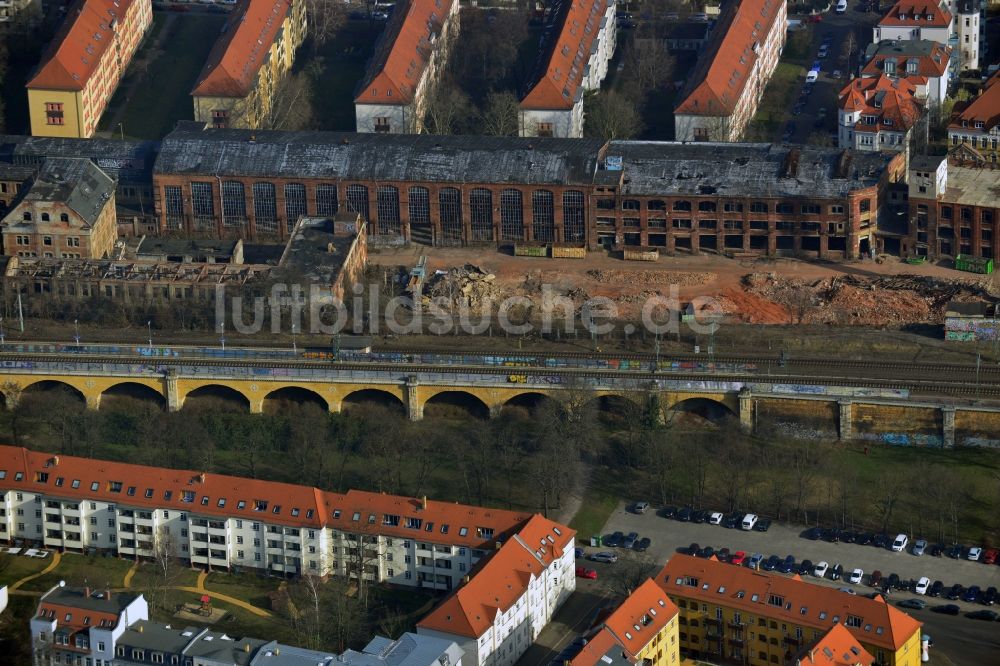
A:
417 515 575 638
877 0 951 27
0 446 530 547
674 0 782 116
838 74 924 132
570 628 623 666
37 603 120 638
948 70 1000 132
520 0 612 111
656 555 922 652
28 0 144 91
354 0 456 105
601 579 679 658
797 624 876 666
191 0 294 98
862 42 951 79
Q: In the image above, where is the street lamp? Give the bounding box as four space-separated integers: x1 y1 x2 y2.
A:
147 320 153 348
0 316 5 348
219 322 226 352
291 322 298 354
74 319 80 345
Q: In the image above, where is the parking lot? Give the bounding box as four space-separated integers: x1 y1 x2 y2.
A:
596 502 1000 601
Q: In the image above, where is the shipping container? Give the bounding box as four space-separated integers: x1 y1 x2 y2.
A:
955 254 993 274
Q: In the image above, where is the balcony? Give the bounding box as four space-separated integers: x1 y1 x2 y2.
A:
783 636 801 646
727 619 745 628
420 580 449 591
703 618 722 627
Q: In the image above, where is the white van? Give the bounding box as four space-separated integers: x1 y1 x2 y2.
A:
891 534 908 552
741 513 759 530
835 0 847 12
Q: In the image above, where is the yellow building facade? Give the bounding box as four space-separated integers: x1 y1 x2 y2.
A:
26 0 152 138
657 555 922 666
190 0 307 130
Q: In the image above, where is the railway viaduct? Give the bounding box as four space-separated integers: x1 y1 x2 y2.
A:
2 355 1000 448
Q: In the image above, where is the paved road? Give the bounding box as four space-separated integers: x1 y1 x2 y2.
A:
516 577 613 666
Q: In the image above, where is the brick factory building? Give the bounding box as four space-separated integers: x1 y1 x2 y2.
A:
150 127 902 260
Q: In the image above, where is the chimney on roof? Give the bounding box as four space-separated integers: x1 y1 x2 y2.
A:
138 624 144 633
105 587 111 601
84 584 90 598
245 644 251 653
51 456 59 466
422 496 428 510
198 473 206 483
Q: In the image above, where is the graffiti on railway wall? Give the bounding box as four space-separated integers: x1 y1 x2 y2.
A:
856 432 945 447
945 318 1000 342
959 437 1000 448
769 384 910 400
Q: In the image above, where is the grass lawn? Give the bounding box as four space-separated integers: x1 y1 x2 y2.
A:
308 25 383 131
0 553 50 588
203 569 284 610
18 553 134 592
570 466 632 541
128 562 201 591
752 61 803 139
98 13 227 139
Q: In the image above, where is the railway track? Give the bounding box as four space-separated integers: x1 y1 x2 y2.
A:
1 352 997 400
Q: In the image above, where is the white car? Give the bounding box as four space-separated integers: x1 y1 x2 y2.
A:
835 0 847 12
818 45 829 59
814 561 829 578
805 70 819 84
849 568 864 585
915 577 931 595
968 547 983 561
709 512 724 525
892 534 908 552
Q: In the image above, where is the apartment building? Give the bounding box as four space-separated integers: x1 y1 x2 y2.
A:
673 0 786 142
338 633 465 666
861 40 952 107
354 0 460 135
518 0 617 139
836 75 924 160
417 515 576 666
947 70 1000 164
656 555 922 666
29 585 149 666
570 579 681 666
873 0 978 71
0 446 562 588
0 157 117 259
907 155 999 259
191 0 308 130
26 0 153 138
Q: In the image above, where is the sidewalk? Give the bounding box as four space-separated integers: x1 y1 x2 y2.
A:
9 551 62 591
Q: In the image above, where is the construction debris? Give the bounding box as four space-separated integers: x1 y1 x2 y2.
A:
424 264 504 308
586 269 716 287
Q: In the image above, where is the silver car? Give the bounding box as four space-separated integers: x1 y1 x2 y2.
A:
912 539 927 556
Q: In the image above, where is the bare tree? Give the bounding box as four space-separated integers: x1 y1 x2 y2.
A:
305 0 347 51
148 527 182 612
622 36 675 97
480 91 521 136
424 80 472 135
584 91 643 141
603 551 658 597
871 471 908 534
841 30 859 75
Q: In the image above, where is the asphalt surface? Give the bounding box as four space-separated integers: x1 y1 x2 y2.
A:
598 502 1000 665
783 4 883 144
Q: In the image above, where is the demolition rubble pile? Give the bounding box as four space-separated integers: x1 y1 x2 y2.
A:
742 272 996 326
423 264 505 310
586 269 716 287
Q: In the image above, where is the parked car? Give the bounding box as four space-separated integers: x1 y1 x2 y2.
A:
835 0 848 13
755 518 772 532
779 556 796 574
933 604 960 615
897 599 927 610
886 573 901 591
590 552 618 563
731 551 747 566
575 547 585 558
915 577 931 595
929 543 944 557
658 506 678 519
946 544 963 559
869 570 883 588
698 546 716 559
692 510 708 524
838 587 856 595
799 559 814 576
963 586 982 603
830 564 844 581
622 532 639 549
928 581 944 597
849 568 864 585
892 534 909 552
716 547 731 563
818 44 829 58
874 534 891 549
966 610 1000 621
677 507 693 521
806 69 819 84
912 539 927 556
741 513 758 530
762 555 781 571
605 532 624 547
841 531 858 544
857 533 875 546
983 548 999 565
576 566 598 579
635 537 651 553
723 513 742 529
824 528 841 543
814 561 830 578
968 547 983 561
749 553 765 570
982 587 997 606
685 543 700 556
947 584 964 600
805 527 824 540
631 501 650 514
708 512 724 525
